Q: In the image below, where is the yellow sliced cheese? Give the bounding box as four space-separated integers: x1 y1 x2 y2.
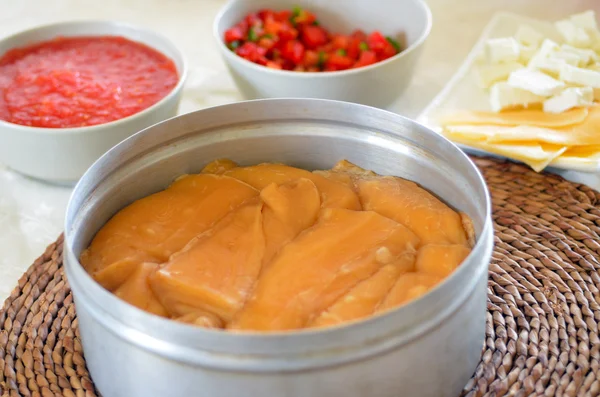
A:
561 144 600 156
445 124 573 146
444 124 577 146
443 125 506 142
492 105 600 145
551 146 600 169
439 107 589 127
444 132 567 172
444 105 600 146
551 157 600 169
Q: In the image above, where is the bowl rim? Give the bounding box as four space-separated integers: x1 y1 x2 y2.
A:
212 0 432 77
64 98 493 356
0 19 188 134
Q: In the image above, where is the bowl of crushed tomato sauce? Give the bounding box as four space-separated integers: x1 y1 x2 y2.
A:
214 0 431 109
0 21 186 184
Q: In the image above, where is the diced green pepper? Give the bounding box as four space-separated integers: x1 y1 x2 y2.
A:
359 42 369 51
248 27 258 42
312 20 320 26
289 5 303 26
317 51 327 68
228 40 241 50
336 49 347 56
386 36 401 53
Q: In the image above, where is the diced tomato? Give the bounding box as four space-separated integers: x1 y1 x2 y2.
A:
256 57 269 65
258 9 275 21
347 38 361 59
224 26 245 43
236 42 268 64
351 30 367 41
237 19 249 33
266 60 283 69
367 31 387 53
264 18 298 40
263 18 279 34
331 34 350 50
354 50 377 68
303 50 319 67
262 14 277 32
281 40 305 64
294 10 317 25
279 23 299 40
281 59 296 70
276 10 293 21
379 41 398 60
316 42 335 53
258 36 277 50
301 25 328 49
245 13 262 26
326 53 354 71
306 66 320 72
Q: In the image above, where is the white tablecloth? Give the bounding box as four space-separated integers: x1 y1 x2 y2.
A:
1 0 598 301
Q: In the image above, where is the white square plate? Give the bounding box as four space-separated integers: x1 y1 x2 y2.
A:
416 12 600 173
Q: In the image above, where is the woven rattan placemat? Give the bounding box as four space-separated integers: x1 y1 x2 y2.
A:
1 156 599 397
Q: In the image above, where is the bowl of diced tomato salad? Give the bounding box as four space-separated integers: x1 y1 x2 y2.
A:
224 9 401 72
214 0 431 109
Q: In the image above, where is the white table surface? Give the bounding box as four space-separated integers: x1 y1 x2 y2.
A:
1 0 598 302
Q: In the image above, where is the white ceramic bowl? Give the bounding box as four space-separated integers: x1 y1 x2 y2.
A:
0 21 187 185
213 0 431 109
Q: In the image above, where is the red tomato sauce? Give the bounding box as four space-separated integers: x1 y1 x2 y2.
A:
224 7 402 72
0 36 179 128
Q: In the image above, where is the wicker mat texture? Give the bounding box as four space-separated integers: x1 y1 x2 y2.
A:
1 156 600 397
